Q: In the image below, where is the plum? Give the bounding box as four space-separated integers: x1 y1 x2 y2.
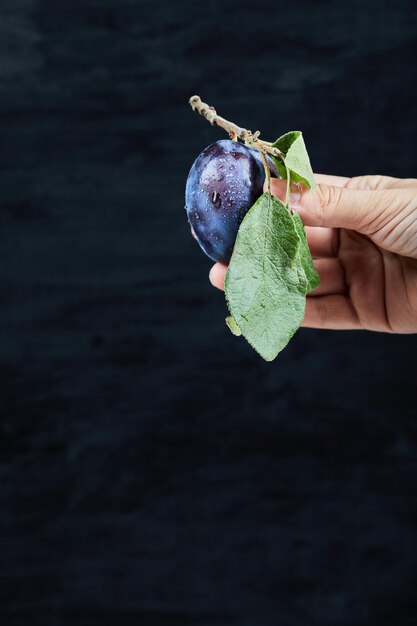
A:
185 139 279 263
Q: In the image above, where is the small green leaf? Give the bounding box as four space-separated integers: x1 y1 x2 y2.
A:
225 193 308 361
272 131 301 154
272 131 315 189
225 315 242 336
292 212 320 292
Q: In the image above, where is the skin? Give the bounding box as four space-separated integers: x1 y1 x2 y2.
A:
207 173 417 332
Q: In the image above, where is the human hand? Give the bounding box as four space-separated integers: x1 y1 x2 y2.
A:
209 174 417 332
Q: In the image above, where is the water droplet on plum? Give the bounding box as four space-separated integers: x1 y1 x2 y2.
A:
212 191 222 209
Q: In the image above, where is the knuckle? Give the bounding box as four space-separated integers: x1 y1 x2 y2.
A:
346 175 377 190
314 184 342 225
347 175 394 191
372 175 391 190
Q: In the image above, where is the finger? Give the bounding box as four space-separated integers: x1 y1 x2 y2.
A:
310 259 347 296
269 178 414 233
209 263 227 291
302 295 361 330
314 173 417 191
305 226 339 258
346 175 417 191
268 173 350 192
314 173 350 187
269 177 369 230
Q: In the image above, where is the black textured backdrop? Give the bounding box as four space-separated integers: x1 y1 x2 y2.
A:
1 1 416 624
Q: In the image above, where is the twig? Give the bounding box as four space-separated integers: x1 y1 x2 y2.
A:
189 96 285 160
260 150 271 194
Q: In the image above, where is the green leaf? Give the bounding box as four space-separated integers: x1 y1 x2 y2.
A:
225 193 308 361
225 315 242 336
292 212 320 292
272 130 301 154
271 131 315 189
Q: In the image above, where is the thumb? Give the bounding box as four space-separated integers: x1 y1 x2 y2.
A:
268 178 399 233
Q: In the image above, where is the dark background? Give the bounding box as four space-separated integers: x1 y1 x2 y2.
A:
1 0 416 624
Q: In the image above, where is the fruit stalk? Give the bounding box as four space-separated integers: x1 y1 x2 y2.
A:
259 149 271 193
189 96 285 160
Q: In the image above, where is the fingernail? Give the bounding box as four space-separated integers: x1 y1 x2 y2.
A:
268 179 302 209
289 182 302 209
268 179 286 201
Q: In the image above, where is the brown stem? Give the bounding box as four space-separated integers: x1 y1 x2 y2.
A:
189 95 285 160
260 149 270 193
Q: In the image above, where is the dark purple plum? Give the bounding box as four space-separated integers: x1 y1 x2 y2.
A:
185 139 279 263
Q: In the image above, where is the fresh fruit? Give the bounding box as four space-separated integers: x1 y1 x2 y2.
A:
187 96 318 361
185 139 278 263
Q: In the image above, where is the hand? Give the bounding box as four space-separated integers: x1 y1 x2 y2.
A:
209 174 417 332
